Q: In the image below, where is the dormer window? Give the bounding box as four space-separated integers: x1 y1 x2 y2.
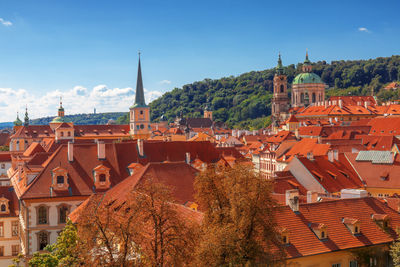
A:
310 223 328 240
93 164 111 190
0 197 10 214
343 217 360 235
279 228 290 245
51 167 69 191
372 214 390 229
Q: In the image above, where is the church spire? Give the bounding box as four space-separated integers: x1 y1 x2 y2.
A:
14 112 22 126
24 105 29 126
133 51 147 108
304 49 311 64
276 53 284 75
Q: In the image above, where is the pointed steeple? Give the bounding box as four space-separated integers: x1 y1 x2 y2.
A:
132 51 147 108
304 49 311 64
24 105 29 126
276 52 284 75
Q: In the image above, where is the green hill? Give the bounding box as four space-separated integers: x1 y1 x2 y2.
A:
145 55 400 130
30 112 126 126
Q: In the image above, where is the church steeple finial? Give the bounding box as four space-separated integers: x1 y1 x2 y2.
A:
276 52 284 75
304 49 311 64
132 51 146 108
24 105 29 126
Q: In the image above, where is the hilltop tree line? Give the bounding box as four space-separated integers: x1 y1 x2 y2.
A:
146 55 400 129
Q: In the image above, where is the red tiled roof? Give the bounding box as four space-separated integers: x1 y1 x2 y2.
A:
368 116 400 136
273 171 308 195
329 96 377 106
276 197 400 259
296 155 362 193
0 152 11 162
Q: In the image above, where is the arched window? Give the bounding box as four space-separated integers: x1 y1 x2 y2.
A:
0 204 5 212
99 174 106 182
140 124 144 129
67 131 71 137
280 84 284 93
300 93 304 103
38 206 48 224
312 92 316 103
61 132 64 137
38 231 49 250
59 206 69 224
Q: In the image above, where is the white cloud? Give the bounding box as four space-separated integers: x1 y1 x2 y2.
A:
159 80 172 85
0 85 163 122
0 18 12 27
358 27 370 33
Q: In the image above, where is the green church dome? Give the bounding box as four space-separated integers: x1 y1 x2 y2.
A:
293 72 323 85
51 116 71 123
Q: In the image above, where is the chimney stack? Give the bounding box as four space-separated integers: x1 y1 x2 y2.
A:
333 149 339 161
185 152 191 164
97 141 105 160
328 150 334 163
68 141 74 162
307 191 318 203
285 189 300 212
338 99 343 109
137 139 144 157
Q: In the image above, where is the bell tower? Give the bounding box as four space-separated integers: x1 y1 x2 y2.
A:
129 52 151 139
271 53 289 122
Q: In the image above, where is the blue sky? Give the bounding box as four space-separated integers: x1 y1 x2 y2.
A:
0 0 399 121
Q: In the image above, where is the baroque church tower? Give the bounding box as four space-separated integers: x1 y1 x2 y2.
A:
271 54 289 123
129 53 151 139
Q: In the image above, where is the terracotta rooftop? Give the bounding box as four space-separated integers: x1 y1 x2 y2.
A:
276 197 400 259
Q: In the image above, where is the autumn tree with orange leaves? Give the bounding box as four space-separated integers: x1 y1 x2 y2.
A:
76 178 199 267
194 163 284 266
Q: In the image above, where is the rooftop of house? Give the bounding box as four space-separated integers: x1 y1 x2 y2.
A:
277 197 400 259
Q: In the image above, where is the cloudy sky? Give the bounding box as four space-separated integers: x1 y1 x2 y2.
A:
0 0 399 122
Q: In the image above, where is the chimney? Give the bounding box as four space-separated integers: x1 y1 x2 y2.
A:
338 99 343 109
307 191 318 203
364 101 370 109
341 189 368 199
325 101 328 108
285 189 299 212
185 152 191 164
97 141 105 160
68 141 74 162
357 101 361 106
307 151 314 160
295 129 299 140
137 139 144 157
333 149 339 161
328 150 334 162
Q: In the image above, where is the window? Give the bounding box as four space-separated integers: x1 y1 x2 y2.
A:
59 206 69 224
0 204 5 212
38 206 48 224
280 84 284 93
350 260 358 267
99 174 106 183
11 245 19 256
0 164 4 169
12 221 18 236
38 231 49 250
321 231 325 238
0 246 3 256
67 131 71 137
57 175 64 184
0 222 3 237
61 132 64 137
140 124 144 129
354 226 359 233
332 264 341 267
140 110 143 115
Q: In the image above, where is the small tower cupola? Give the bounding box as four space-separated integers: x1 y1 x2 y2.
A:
58 97 65 117
14 112 22 126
